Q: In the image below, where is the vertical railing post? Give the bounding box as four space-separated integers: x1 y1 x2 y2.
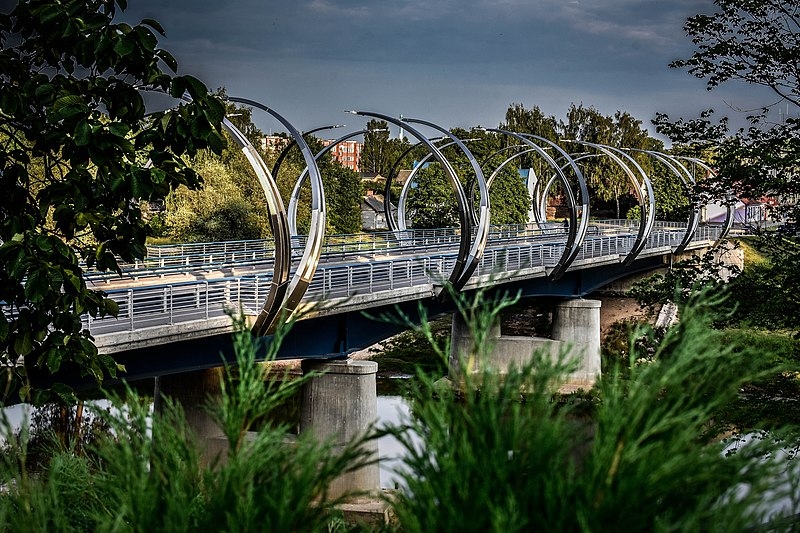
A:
205 281 210 319
127 289 134 330
168 285 174 325
347 266 353 296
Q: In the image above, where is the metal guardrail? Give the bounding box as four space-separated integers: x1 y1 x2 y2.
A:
72 222 725 337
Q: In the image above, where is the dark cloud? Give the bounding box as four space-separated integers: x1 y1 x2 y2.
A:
111 0 772 135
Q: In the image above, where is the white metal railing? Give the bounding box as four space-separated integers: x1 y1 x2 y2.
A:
74 222 725 336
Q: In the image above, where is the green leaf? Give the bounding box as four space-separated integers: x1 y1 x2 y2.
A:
14 330 33 356
50 383 78 405
51 95 89 121
25 269 50 303
0 314 8 342
74 118 91 145
142 18 165 35
182 75 208 99
156 49 178 73
108 121 130 137
34 83 55 101
99 354 119 377
103 298 119 316
18 383 30 403
46 348 62 373
134 25 157 52
64 269 82 292
113 35 135 56
39 4 63 24
169 76 186 98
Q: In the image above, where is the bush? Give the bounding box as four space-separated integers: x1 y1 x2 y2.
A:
380 289 800 531
0 316 371 532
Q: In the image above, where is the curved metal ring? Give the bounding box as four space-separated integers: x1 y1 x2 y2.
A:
404 119 490 289
470 144 539 226
566 141 655 265
488 130 589 279
351 111 473 292
674 156 734 247
227 96 326 335
381 137 445 233
517 134 592 278
217 116 292 337
396 139 462 231
271 124 345 180
172 92 293 336
287 129 370 236
629 150 701 254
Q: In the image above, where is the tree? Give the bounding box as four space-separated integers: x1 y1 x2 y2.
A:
561 104 625 216
323 163 363 234
165 154 267 242
407 165 459 229
163 99 273 242
0 0 225 402
500 103 559 173
657 0 800 221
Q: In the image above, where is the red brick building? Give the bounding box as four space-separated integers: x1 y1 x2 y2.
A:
322 139 362 172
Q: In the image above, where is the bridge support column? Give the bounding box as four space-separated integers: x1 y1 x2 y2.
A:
155 368 228 463
300 359 380 499
551 299 601 390
449 298 601 392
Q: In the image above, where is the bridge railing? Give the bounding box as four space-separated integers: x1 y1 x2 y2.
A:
76 223 727 337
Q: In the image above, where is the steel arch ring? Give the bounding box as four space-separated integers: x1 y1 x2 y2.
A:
628 150 701 254
286 128 371 237
351 111 475 292
170 92 294 336
227 96 326 335
488 130 590 279
404 118 490 289
673 157 734 247
271 124 345 180
566 141 655 265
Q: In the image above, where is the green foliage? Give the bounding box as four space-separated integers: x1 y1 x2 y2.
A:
324 164 363 234
714 328 800 429
487 167 530 225
407 164 459 228
658 0 800 221
166 155 266 242
0 317 371 531
361 119 409 177
720 235 800 332
369 316 450 377
0 0 226 401
627 248 736 314
381 289 798 531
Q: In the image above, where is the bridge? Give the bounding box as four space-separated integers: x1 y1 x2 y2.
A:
81 218 729 380
61 101 740 499
55 99 734 380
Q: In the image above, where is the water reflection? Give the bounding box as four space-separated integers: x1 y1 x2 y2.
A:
377 394 415 489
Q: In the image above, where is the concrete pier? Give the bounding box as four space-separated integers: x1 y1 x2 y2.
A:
155 368 228 462
300 359 380 499
450 298 602 391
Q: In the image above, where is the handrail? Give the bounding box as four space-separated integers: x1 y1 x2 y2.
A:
72 221 726 337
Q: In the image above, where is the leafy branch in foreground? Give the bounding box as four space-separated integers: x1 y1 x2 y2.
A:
0 0 226 404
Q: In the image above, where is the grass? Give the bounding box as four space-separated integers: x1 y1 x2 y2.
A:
1 291 799 530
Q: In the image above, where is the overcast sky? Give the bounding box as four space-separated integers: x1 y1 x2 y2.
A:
118 0 782 140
